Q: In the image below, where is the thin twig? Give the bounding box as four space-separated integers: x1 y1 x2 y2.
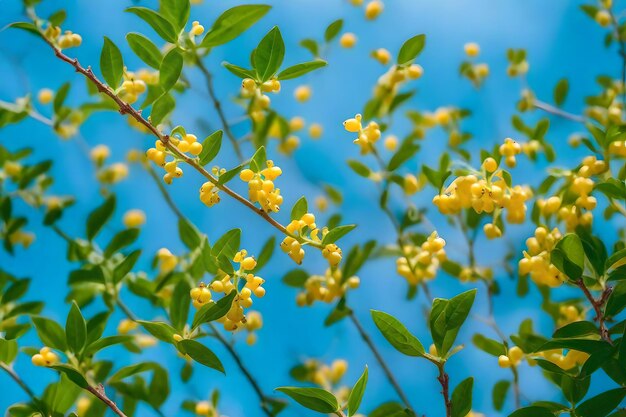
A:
533 100 586 123
576 279 613 344
0 363 39 403
436 362 452 417
195 58 244 162
208 323 274 417
348 311 415 413
85 384 129 417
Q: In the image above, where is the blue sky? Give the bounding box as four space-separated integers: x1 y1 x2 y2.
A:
0 0 622 416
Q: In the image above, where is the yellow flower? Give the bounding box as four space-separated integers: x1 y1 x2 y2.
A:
365 0 384 19
294 85 312 102
340 33 357 48
37 88 54 104
464 42 480 57
123 209 146 228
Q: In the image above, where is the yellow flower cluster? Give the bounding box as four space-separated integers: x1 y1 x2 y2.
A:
146 133 203 185
90 144 129 184
199 179 221 207
518 226 566 287
372 48 392 65
280 213 335 265
239 161 283 213
44 25 82 49
497 346 524 368
499 137 522 168
343 114 382 154
191 249 266 331
396 232 446 285
372 64 424 116
296 268 359 306
243 310 263 345
558 305 585 327
241 77 281 122
407 107 468 147
460 42 489 87
156 248 178 274
118 69 158 104
432 162 532 229
31 347 59 366
543 349 590 370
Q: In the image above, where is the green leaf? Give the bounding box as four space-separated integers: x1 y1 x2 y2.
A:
50 364 88 388
137 320 178 343
177 339 224 373
277 61 327 80
606 281 626 318
388 143 420 171
291 197 308 220
253 26 285 82
397 34 426 65
509 406 555 417
178 217 202 250
126 33 163 69
492 380 510 411
250 146 267 172
199 130 223 165
151 93 175 125
347 160 372 177
191 290 236 330
451 377 473 417
100 37 124 88
223 63 257 79
160 48 183 92
576 388 626 417
347 366 368 416
32 316 67 351
202 5 271 47
8 22 44 39
126 7 177 43
104 228 139 257
322 224 356 245
324 19 343 42
276 387 339 413
160 0 190 31
371 310 424 356
551 233 585 280
86 195 115 241
0 338 18 364
282 269 309 287
554 78 569 106
65 302 87 354
170 280 191 331
472 334 506 356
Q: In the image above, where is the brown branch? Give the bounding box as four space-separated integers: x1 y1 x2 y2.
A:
39 36 322 249
576 279 613 344
208 323 275 417
1 363 39 403
348 311 415 413
85 384 129 417
436 363 452 417
195 57 244 162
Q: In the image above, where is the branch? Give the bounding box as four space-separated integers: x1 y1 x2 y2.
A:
85 384 129 417
436 363 452 417
0 363 39 403
208 323 275 417
533 100 586 123
576 279 613 344
38 36 322 249
195 57 244 162
348 311 416 414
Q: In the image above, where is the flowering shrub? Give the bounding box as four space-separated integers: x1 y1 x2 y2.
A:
1 1 626 417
